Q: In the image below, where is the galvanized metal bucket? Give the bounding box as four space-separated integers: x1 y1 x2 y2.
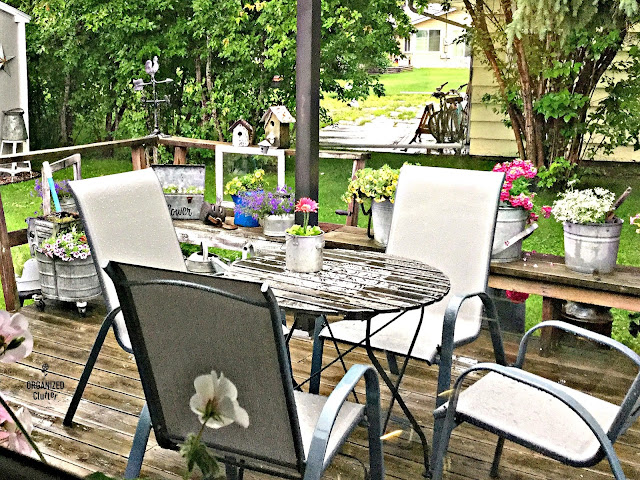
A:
2 108 28 141
491 206 529 263
262 213 295 237
563 218 623 274
35 252 101 302
285 232 324 272
371 199 394 246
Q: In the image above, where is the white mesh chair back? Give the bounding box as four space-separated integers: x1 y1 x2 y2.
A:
387 165 504 346
107 262 304 477
69 169 187 351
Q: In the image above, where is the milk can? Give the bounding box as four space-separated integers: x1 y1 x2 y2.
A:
2 108 28 141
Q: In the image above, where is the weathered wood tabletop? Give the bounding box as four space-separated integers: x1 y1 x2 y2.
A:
224 248 450 317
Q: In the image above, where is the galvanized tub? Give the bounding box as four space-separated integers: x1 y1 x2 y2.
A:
563 218 623 274
152 164 205 220
491 206 529 263
285 232 324 272
35 252 101 302
371 199 394 247
262 214 295 237
26 215 81 257
58 196 77 213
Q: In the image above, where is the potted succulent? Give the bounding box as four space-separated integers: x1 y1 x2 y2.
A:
550 187 623 274
491 159 551 262
235 186 295 237
224 169 265 227
285 198 324 272
35 227 101 310
342 164 399 246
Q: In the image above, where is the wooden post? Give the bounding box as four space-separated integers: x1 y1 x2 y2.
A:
345 158 367 226
131 145 146 170
0 194 19 312
173 146 187 165
540 296 563 355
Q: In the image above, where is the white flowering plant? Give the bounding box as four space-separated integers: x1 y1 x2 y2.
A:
551 187 617 224
631 213 640 233
38 227 91 262
181 370 249 478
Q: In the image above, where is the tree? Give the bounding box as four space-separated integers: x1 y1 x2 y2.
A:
411 0 640 168
10 0 411 149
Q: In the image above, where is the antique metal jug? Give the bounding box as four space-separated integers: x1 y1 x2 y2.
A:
2 108 28 141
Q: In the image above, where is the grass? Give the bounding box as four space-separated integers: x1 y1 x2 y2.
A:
3 148 640 350
321 68 470 126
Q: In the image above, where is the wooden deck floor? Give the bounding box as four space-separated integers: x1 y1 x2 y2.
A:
2 299 640 479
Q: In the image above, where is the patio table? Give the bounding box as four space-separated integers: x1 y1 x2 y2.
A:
224 248 450 472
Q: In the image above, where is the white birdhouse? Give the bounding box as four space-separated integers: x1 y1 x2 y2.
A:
229 119 254 147
261 106 295 149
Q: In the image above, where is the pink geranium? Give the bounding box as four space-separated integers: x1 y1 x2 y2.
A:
493 159 551 224
0 312 33 364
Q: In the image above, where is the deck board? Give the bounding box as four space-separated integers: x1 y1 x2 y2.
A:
1 299 638 479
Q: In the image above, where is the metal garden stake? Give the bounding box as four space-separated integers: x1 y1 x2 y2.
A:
132 56 173 135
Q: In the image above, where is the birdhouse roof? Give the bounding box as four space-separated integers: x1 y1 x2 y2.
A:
228 119 254 133
261 106 295 124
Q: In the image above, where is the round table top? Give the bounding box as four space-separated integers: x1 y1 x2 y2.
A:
224 248 450 317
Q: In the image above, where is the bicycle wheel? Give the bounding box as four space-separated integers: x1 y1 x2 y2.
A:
429 111 446 143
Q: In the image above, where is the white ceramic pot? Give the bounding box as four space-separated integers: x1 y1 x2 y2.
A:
262 213 295 237
285 232 325 272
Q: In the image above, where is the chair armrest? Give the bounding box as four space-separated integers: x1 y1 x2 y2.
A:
516 320 640 369
304 364 381 478
444 363 625 478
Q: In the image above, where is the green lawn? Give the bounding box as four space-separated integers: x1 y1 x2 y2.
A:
321 68 470 126
4 151 640 350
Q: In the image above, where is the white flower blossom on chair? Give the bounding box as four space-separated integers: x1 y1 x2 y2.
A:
0 405 35 457
0 311 33 363
189 371 249 429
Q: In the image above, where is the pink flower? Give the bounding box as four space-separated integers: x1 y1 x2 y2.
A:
542 206 552 219
0 406 35 457
506 290 529 303
295 197 318 214
0 312 33 363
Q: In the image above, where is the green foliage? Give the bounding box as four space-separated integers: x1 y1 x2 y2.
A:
536 157 580 191
180 243 242 263
180 432 222 479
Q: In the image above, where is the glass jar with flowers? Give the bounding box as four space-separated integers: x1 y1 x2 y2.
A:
491 159 551 263
224 169 265 227
342 164 399 246
285 198 324 272
35 227 101 314
550 186 624 274
235 186 295 237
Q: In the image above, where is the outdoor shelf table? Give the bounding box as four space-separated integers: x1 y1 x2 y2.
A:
224 248 450 473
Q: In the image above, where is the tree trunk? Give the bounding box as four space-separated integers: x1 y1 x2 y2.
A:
59 74 72 146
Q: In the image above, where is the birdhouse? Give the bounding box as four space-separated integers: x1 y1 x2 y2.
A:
261 106 295 149
229 119 253 147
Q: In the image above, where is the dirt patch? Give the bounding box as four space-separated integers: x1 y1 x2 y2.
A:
0 170 39 186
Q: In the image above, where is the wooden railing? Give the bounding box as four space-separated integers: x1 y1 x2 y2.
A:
0 135 370 310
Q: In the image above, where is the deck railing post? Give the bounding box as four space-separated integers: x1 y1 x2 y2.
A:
0 194 20 311
173 146 187 165
131 145 146 170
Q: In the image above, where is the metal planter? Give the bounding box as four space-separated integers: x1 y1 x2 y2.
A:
261 214 295 237
285 232 324 272
35 252 101 303
563 218 623 274
152 164 205 220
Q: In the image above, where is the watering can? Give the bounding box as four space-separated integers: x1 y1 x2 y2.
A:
491 222 538 261
185 242 228 274
2 108 28 141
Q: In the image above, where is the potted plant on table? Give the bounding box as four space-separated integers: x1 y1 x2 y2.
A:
342 164 399 246
285 198 324 272
550 186 624 274
491 159 551 262
224 169 265 227
33 179 76 213
235 186 295 237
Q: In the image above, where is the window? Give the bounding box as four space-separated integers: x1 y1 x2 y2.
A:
416 30 441 52
404 37 411 52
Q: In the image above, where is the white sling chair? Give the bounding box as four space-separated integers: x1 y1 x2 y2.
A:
313 165 507 472
63 168 188 426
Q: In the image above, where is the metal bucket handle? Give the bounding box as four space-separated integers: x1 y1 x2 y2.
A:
491 223 538 256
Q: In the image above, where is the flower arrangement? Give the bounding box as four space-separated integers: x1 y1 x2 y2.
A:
342 164 400 204
33 179 73 199
181 370 249 478
224 169 265 196
162 184 204 195
235 186 295 219
630 213 640 233
492 159 551 222
551 187 616 224
286 197 322 236
38 227 91 262
0 311 43 461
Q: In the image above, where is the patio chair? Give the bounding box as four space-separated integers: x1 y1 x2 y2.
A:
431 320 640 480
105 261 384 480
312 165 507 466
63 168 188 426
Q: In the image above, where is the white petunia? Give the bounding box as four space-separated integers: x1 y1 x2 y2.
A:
0 312 33 363
189 371 249 429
